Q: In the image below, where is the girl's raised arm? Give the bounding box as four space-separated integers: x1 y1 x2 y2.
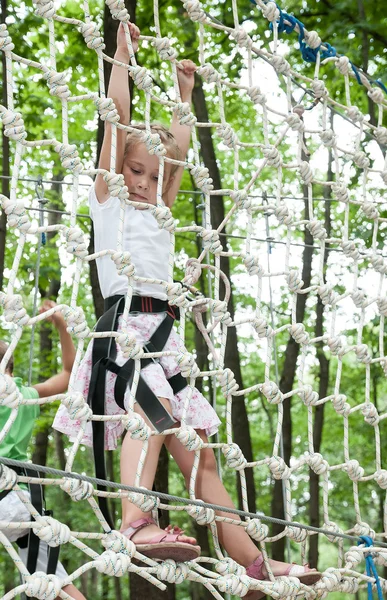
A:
165 60 197 208
95 22 140 204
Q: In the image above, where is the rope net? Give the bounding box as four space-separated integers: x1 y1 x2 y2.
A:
0 0 387 598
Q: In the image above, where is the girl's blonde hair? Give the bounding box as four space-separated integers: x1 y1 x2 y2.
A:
124 123 181 178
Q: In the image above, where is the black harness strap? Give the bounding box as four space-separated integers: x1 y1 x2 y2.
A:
88 295 187 528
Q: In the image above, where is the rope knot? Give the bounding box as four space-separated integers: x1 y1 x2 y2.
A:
332 393 350 415
0 194 32 231
103 172 129 201
320 129 336 146
197 63 221 83
102 531 136 557
153 37 178 61
230 190 251 210
361 403 379 426
94 98 120 123
184 259 202 286
362 201 379 220
176 352 200 379
324 521 344 542
351 290 366 308
253 317 273 339
262 1 280 21
346 459 364 481
217 368 239 396
341 240 361 261
0 108 27 142
32 0 56 19
222 443 247 470
173 102 197 126
182 0 208 23
245 518 269 542
368 87 385 104
375 127 387 145
311 79 328 98
33 516 72 546
319 567 342 591
247 86 266 105
165 282 189 308
62 305 90 339
286 269 303 292
190 165 214 193
151 206 176 231
307 452 329 474
377 297 387 316
65 226 88 258
344 546 364 569
61 391 92 421
307 219 327 240
270 55 291 75
54 143 83 173
299 160 314 184
375 470 387 489
44 70 71 99
318 284 337 306
175 427 204 451
0 464 18 491
95 550 131 576
285 525 308 542
216 557 246 576
354 343 371 364
290 322 309 346
217 125 238 149
130 66 153 92
105 0 130 21
157 560 190 583
0 292 30 326
122 414 151 441
79 21 105 50
275 203 293 225
286 113 305 132
200 229 222 254
244 255 264 276
127 491 160 512
267 455 291 479
262 145 282 168
116 332 143 359
60 477 94 501
353 150 370 169
140 131 166 156
0 24 14 52
332 181 350 202
111 251 136 277
0 372 23 409
229 28 253 49
299 384 319 406
261 381 283 404
370 252 387 274
24 573 62 600
217 573 250 596
187 504 216 525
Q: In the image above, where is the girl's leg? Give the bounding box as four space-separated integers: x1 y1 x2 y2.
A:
165 429 259 566
166 430 318 578
120 398 196 545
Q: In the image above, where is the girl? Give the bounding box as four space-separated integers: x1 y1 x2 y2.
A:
53 21 321 597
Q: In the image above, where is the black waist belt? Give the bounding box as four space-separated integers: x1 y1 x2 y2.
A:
88 295 187 529
0 465 59 575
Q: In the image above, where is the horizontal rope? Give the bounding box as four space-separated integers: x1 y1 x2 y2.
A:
1 456 386 548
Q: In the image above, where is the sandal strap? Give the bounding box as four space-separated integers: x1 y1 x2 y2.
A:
121 517 156 541
148 531 185 544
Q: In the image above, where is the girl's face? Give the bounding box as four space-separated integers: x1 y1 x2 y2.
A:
122 142 172 208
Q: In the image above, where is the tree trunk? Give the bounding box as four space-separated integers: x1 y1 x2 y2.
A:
271 143 314 561
0 0 9 291
192 74 256 513
308 139 332 569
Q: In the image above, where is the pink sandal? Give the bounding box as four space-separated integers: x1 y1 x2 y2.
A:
245 554 322 599
121 517 201 561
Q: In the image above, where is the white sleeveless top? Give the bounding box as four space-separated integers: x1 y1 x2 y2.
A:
89 185 170 300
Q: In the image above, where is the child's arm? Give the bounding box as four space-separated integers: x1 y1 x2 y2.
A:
164 60 197 209
95 22 140 205
33 300 76 399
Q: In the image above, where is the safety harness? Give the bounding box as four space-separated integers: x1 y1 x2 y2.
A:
87 294 188 528
0 466 59 575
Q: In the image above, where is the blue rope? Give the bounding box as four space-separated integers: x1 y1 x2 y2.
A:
357 536 383 600
250 0 386 95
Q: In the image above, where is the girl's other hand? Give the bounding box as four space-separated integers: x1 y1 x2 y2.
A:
116 21 141 55
177 59 197 100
